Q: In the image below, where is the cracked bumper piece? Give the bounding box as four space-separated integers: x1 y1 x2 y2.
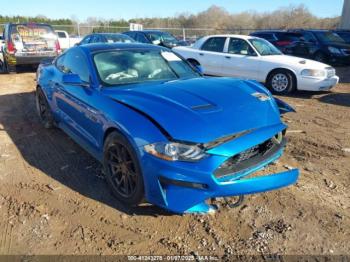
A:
158 168 299 213
140 124 299 214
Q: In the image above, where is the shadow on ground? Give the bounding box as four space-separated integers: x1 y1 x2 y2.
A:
0 91 173 217
318 92 350 107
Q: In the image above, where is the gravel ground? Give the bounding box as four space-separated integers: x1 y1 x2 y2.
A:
0 69 349 257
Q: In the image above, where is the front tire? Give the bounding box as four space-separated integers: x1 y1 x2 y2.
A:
267 69 296 94
103 131 144 206
3 57 17 74
36 87 54 129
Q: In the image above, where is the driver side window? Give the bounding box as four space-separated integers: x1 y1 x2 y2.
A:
61 49 90 83
228 38 256 56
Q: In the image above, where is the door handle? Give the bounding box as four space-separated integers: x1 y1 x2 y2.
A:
199 53 204 56
225 56 231 59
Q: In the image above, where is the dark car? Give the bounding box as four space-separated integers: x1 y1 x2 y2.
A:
333 30 350 44
288 29 350 65
1 22 61 73
123 30 187 48
250 30 311 58
77 33 135 45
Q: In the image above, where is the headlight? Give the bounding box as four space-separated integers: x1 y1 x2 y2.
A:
328 47 342 54
144 142 207 161
301 69 326 78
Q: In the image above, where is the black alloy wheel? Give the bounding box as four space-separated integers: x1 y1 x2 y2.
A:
103 132 144 205
35 87 54 128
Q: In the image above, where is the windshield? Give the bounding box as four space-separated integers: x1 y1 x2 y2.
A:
146 32 178 43
94 50 200 86
314 31 345 43
336 32 350 43
105 34 135 43
249 38 282 56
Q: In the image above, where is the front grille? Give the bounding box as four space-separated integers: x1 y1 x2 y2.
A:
214 136 286 179
326 67 335 78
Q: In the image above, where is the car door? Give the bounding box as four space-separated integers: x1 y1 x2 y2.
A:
220 37 261 80
298 31 319 58
280 33 309 58
52 48 103 153
196 37 228 75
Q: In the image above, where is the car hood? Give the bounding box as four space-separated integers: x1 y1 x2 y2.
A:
260 54 332 69
102 77 282 143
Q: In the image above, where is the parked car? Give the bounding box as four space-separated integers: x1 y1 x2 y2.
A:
123 30 187 48
173 34 339 94
288 29 350 65
1 22 61 73
77 33 135 45
250 30 312 58
55 30 81 50
0 36 3 71
333 30 350 44
36 43 298 213
0 35 4 50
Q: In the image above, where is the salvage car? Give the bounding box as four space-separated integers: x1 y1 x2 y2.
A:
2 22 61 73
173 35 339 94
36 43 299 213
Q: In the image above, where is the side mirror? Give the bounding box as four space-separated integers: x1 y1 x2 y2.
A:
62 73 88 87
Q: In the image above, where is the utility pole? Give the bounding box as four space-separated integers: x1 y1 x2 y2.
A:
340 0 350 29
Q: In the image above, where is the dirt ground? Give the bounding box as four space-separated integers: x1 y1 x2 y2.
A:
0 69 349 257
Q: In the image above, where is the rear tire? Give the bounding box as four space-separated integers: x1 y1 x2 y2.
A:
267 69 296 95
103 131 144 206
36 87 54 129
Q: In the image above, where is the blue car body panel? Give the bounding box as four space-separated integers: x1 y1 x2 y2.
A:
37 43 299 214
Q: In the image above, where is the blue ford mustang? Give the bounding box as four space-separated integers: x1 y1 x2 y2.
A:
36 43 299 214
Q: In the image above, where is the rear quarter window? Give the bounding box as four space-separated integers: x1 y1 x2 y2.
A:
201 37 226 52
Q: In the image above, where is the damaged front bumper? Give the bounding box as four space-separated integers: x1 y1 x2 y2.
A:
140 123 299 214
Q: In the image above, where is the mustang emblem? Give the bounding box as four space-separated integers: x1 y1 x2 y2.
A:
252 92 271 101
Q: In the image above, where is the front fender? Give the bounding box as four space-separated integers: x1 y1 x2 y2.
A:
273 97 296 114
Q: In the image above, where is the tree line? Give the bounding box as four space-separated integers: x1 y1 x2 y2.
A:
0 4 340 34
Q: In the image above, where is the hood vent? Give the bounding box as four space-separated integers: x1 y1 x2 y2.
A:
191 103 215 110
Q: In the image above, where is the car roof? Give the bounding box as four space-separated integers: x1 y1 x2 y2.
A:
92 33 124 35
202 34 255 40
251 30 285 34
289 29 329 32
125 30 169 34
79 42 166 53
7 22 51 26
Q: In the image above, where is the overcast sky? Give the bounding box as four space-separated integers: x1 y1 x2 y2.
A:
0 0 344 20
